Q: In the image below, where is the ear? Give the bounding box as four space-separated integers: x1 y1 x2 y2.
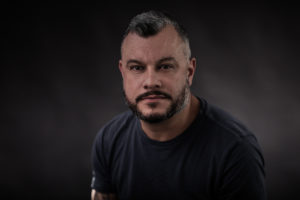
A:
119 60 125 79
187 57 196 86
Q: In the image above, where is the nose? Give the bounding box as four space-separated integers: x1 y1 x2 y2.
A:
143 68 161 90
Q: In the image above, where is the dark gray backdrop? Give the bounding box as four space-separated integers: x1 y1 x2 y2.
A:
2 2 299 199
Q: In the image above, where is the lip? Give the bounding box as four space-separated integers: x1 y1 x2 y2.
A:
140 95 167 102
142 95 166 100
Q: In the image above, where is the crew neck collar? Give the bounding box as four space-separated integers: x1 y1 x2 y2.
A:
135 97 207 147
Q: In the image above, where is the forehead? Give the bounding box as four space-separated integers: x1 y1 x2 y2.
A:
121 25 185 63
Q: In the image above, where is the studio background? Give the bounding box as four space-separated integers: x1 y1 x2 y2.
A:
2 2 299 199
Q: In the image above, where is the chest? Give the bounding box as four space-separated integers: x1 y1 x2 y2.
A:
110 134 219 200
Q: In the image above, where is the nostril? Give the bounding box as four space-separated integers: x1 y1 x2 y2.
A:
144 84 160 90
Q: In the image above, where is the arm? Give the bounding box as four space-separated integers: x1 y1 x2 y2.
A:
91 129 117 200
219 136 266 200
91 189 117 200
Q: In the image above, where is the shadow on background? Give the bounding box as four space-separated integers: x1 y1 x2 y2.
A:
1 2 299 199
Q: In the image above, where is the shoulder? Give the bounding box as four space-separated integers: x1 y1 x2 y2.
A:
201 98 253 140
94 110 136 147
199 98 265 170
197 99 266 199
99 110 135 134
199 98 263 158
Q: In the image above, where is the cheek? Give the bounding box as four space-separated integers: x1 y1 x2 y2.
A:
123 77 140 98
170 75 186 89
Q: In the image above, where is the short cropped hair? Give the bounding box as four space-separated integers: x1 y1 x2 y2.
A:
121 10 191 59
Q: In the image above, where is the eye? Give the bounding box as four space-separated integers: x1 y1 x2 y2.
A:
158 64 173 70
129 65 145 71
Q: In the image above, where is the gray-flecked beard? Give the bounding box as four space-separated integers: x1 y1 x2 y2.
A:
123 81 190 124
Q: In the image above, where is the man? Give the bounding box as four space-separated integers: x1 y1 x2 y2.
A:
91 10 266 200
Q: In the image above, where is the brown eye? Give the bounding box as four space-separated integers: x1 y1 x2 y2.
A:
130 65 145 71
158 64 173 70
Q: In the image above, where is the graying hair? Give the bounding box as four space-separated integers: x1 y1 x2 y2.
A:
121 10 191 59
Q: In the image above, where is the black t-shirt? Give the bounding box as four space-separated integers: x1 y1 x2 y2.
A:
91 98 266 200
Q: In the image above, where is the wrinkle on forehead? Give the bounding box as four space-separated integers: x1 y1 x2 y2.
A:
121 25 187 64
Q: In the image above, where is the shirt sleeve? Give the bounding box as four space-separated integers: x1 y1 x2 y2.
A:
218 135 267 200
91 129 114 193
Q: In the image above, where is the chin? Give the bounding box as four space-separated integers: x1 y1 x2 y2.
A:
136 106 169 123
138 105 168 115
140 100 170 109
142 110 166 117
139 113 169 124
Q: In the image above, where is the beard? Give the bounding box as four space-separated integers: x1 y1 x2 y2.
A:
123 80 190 124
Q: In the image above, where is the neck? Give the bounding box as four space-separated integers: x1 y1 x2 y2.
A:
140 95 200 142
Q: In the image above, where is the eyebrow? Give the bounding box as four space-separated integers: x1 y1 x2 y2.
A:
156 57 177 65
126 56 177 67
126 59 144 67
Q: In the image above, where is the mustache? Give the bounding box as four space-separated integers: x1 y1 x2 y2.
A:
136 91 172 103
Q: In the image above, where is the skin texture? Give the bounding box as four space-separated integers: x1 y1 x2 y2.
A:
91 25 200 199
119 25 199 141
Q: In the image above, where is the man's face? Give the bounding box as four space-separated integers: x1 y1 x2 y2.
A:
119 25 196 123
